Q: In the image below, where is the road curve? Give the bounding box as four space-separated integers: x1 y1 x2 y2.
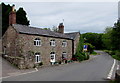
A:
3 51 115 81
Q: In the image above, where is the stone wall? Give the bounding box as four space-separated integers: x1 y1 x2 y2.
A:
2 26 25 69
2 26 19 57
73 33 80 55
18 33 73 67
0 39 2 55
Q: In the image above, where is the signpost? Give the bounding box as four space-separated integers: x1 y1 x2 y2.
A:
83 45 88 51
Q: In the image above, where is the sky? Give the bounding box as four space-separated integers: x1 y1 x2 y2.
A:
118 1 120 18
3 1 119 33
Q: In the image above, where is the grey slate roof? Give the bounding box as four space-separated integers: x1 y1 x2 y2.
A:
65 32 80 40
12 24 73 40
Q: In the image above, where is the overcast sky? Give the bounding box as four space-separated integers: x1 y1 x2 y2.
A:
4 2 118 33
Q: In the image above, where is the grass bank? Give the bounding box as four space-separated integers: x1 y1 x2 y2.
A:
104 50 120 61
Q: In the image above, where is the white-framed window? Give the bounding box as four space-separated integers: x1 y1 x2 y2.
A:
50 52 55 62
62 52 67 60
62 40 67 47
35 53 41 63
50 40 55 46
34 38 41 46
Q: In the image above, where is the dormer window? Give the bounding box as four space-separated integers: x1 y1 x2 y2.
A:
34 38 41 46
62 40 67 47
50 40 55 46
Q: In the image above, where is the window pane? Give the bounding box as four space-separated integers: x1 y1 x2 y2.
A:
37 56 38 62
62 52 67 59
39 41 41 45
51 54 54 59
37 41 39 46
34 38 41 46
34 41 36 45
50 40 55 46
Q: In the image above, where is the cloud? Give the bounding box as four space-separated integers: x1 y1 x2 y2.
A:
4 2 118 33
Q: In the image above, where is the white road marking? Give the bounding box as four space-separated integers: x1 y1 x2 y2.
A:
107 59 116 79
0 68 38 80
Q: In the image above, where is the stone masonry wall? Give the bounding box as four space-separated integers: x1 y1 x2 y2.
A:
2 26 25 69
18 33 73 67
2 26 19 57
73 33 80 55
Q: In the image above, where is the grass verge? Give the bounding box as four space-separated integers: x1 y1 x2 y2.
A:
91 51 98 55
112 55 120 61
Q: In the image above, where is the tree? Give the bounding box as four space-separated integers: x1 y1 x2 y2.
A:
74 34 86 61
111 19 120 51
42 28 51 30
16 8 29 25
102 27 113 50
82 33 103 50
1 3 30 36
52 25 58 32
1 3 12 36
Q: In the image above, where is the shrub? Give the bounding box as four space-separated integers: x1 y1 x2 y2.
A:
54 62 59 65
65 60 67 64
86 55 90 60
39 62 43 66
115 50 120 57
104 50 115 55
76 52 86 61
83 52 90 60
71 58 77 61
111 51 116 55
74 34 91 62
112 55 120 61
68 60 73 63
91 51 97 55
58 61 61 64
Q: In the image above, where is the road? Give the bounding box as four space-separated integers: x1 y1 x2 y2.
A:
2 51 116 81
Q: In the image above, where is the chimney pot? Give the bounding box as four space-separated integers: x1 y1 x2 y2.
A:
12 4 15 12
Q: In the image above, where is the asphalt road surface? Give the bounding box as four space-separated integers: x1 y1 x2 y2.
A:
2 51 116 81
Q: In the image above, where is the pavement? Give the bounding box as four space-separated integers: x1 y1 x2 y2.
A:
1 51 117 81
0 56 37 79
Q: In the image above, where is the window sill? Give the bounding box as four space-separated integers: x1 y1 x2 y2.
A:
34 45 41 46
35 61 41 63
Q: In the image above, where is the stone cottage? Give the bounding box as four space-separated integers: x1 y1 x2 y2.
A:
2 5 80 69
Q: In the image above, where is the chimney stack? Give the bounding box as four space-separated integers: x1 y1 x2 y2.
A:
9 4 16 25
58 23 64 34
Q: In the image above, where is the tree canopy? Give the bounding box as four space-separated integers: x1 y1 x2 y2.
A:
111 20 120 51
1 3 30 36
102 27 113 50
16 7 29 25
82 33 103 50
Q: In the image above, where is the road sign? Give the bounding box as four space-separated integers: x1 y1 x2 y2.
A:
83 45 88 51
